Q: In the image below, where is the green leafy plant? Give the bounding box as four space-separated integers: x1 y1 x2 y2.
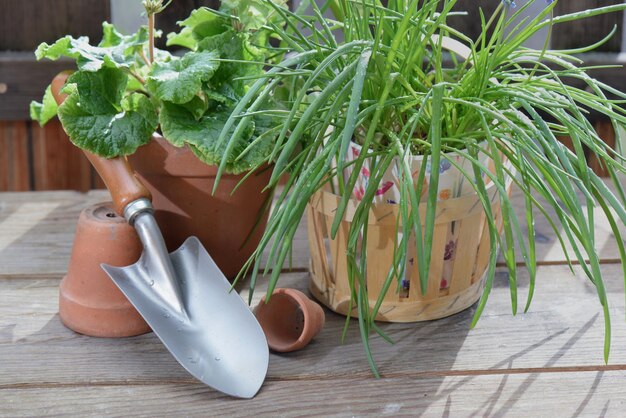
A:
223 0 626 374
31 0 287 174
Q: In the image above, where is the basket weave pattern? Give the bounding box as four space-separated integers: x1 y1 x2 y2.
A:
307 184 508 322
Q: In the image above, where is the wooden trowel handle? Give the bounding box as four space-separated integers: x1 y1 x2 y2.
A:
51 71 151 216
83 152 151 216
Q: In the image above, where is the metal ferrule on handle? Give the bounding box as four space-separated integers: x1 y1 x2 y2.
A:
124 198 154 226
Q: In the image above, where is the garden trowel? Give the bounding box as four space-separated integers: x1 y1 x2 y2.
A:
84 152 269 399
51 74 268 398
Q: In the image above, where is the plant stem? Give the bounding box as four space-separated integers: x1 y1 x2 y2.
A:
142 0 169 64
139 48 150 66
129 70 146 85
148 12 155 64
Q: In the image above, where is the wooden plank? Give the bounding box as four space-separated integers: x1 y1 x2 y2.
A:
0 190 109 276
0 118 106 190
324 214 351 298
553 0 624 53
31 120 92 191
588 120 618 178
365 223 397 303
0 121 30 191
0 53 73 121
425 224 448 299
2 263 626 386
0 0 110 51
449 214 484 294
306 207 333 291
2 371 626 417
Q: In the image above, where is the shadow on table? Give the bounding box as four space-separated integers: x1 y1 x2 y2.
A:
272 269 608 416
9 313 190 383
462 314 599 416
422 273 604 416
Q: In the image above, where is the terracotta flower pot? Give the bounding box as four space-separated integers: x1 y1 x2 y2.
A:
254 288 325 353
129 137 273 279
59 202 150 337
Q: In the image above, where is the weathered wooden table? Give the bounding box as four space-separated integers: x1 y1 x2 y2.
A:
1 186 626 416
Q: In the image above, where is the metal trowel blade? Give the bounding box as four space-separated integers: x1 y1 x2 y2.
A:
102 236 269 399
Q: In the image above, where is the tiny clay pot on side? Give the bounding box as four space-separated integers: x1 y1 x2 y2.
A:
59 202 150 337
254 288 325 353
129 137 273 279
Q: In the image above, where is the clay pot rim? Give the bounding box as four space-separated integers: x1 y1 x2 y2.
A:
138 134 274 178
60 201 150 338
266 288 321 352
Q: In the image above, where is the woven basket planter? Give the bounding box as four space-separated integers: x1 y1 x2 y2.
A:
307 177 511 323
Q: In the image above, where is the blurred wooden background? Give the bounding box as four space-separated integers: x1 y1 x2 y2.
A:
0 0 624 191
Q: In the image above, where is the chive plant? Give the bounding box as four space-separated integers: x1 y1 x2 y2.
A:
224 0 626 375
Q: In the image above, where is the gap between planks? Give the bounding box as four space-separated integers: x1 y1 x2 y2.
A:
497 258 624 268
1 257 622 282
257 255 626 278
274 256 626 272
3 364 626 391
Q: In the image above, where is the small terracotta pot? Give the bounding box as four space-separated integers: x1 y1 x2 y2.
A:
129 137 273 279
254 288 325 353
59 202 150 337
